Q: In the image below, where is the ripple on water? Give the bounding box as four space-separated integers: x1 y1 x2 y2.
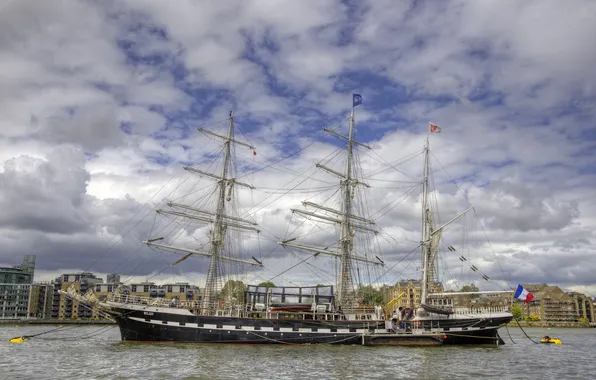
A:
1 325 594 380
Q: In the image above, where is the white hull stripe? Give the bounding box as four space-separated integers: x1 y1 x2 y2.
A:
128 317 367 334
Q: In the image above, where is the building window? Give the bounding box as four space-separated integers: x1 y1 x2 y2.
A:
143 285 150 292
167 285 173 293
131 285 137 292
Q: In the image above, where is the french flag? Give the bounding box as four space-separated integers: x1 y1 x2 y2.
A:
514 284 534 304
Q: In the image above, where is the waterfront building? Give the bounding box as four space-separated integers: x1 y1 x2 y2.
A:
0 255 36 319
0 255 35 284
27 282 53 319
519 284 580 322
51 272 104 319
391 280 444 308
568 291 595 323
93 282 201 305
451 292 511 308
0 284 32 319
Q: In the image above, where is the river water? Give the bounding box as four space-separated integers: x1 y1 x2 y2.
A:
1 325 594 379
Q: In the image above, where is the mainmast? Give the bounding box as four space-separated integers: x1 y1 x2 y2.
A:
280 94 384 311
337 108 356 308
143 111 263 314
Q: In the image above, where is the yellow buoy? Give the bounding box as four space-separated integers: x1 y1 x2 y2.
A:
9 336 26 344
540 337 562 344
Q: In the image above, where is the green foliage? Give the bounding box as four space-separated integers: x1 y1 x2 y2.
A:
524 314 540 321
510 304 524 320
459 284 480 298
579 317 589 324
219 280 246 303
358 285 384 306
257 281 276 287
459 284 479 292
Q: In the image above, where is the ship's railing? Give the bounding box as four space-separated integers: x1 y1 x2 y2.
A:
106 293 184 308
106 293 240 313
453 306 510 315
106 292 384 320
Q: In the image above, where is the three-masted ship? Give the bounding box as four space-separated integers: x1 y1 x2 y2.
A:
86 96 512 345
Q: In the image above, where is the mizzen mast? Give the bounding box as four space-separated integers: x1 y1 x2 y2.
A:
420 138 432 306
419 135 473 306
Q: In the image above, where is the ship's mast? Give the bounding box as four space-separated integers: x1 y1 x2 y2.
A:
419 136 473 306
143 111 263 315
420 138 431 306
338 108 356 308
279 96 384 312
202 112 235 310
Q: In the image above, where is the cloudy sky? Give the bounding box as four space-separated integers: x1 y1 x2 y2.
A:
0 0 594 295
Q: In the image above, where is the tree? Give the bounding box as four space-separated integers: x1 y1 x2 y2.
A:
358 285 384 306
459 284 480 299
459 284 479 293
510 304 524 320
219 280 246 303
257 281 276 287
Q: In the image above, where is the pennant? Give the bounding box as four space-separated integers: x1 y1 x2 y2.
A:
430 122 441 133
353 93 362 108
514 284 534 304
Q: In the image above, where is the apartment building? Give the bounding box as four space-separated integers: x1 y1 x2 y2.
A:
568 291 595 323
0 255 36 319
520 284 583 322
27 282 53 319
93 282 200 304
391 280 444 308
50 272 104 319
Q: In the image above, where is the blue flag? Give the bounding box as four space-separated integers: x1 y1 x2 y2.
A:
352 93 362 107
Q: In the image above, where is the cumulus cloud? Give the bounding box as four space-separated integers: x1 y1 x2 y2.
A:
0 0 594 295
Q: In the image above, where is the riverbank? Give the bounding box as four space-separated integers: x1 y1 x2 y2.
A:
507 321 594 328
0 319 115 325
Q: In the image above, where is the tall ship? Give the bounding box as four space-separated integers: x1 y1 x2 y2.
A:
69 95 513 344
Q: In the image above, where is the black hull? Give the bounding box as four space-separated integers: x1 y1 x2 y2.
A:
108 306 511 346
444 327 504 345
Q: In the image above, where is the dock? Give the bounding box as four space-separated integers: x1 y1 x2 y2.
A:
361 330 445 346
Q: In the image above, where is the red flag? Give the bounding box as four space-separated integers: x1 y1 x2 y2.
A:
430 122 441 133
253 151 257 156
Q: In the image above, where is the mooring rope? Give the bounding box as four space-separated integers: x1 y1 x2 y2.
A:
512 317 540 344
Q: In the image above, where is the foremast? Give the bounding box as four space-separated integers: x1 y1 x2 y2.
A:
280 96 384 311
143 111 263 314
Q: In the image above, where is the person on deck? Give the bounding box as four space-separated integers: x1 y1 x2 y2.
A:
397 306 404 329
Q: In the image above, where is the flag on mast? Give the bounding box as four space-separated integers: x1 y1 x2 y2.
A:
430 122 441 133
353 93 362 107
